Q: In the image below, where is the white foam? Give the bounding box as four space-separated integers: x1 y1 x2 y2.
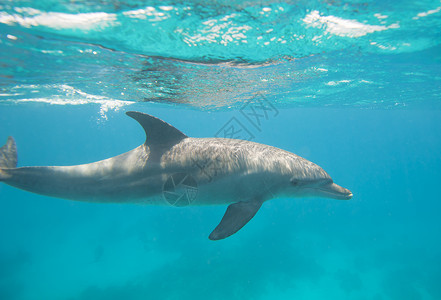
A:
0 8 117 30
325 80 352 86
123 6 170 21
3 85 133 120
413 6 441 19
303 10 398 38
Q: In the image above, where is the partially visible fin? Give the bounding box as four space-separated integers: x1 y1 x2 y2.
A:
0 136 17 181
126 111 188 156
209 199 263 240
0 136 17 169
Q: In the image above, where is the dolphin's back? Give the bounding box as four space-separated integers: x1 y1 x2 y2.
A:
164 137 322 181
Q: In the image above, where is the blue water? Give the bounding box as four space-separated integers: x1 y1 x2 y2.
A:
1 0 441 299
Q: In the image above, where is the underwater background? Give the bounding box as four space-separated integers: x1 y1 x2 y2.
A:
1 0 441 299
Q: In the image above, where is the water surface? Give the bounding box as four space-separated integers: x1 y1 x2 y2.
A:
1 0 441 299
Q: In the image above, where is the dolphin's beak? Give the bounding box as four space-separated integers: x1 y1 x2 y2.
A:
316 183 353 200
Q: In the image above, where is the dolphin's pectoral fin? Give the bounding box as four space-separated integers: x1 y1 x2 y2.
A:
209 199 263 240
126 111 188 160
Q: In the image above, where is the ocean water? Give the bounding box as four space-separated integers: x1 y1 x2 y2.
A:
1 0 441 299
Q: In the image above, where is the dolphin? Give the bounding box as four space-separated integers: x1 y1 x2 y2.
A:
0 111 352 240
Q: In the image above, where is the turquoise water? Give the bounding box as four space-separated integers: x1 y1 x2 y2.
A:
1 0 441 299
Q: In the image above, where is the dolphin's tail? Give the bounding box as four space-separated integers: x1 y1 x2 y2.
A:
0 136 17 181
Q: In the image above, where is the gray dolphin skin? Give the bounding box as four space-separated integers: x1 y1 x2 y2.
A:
0 112 352 240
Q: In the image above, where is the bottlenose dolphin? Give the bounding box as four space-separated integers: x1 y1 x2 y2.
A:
0 112 352 240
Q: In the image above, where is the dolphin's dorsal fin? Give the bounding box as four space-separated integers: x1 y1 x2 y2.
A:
126 111 188 153
209 199 263 240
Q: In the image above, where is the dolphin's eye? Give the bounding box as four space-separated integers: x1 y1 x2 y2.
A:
291 179 299 186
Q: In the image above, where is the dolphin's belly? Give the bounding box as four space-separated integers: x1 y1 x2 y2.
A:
189 173 270 206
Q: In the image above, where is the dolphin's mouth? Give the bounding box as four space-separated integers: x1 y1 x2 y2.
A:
315 183 353 200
